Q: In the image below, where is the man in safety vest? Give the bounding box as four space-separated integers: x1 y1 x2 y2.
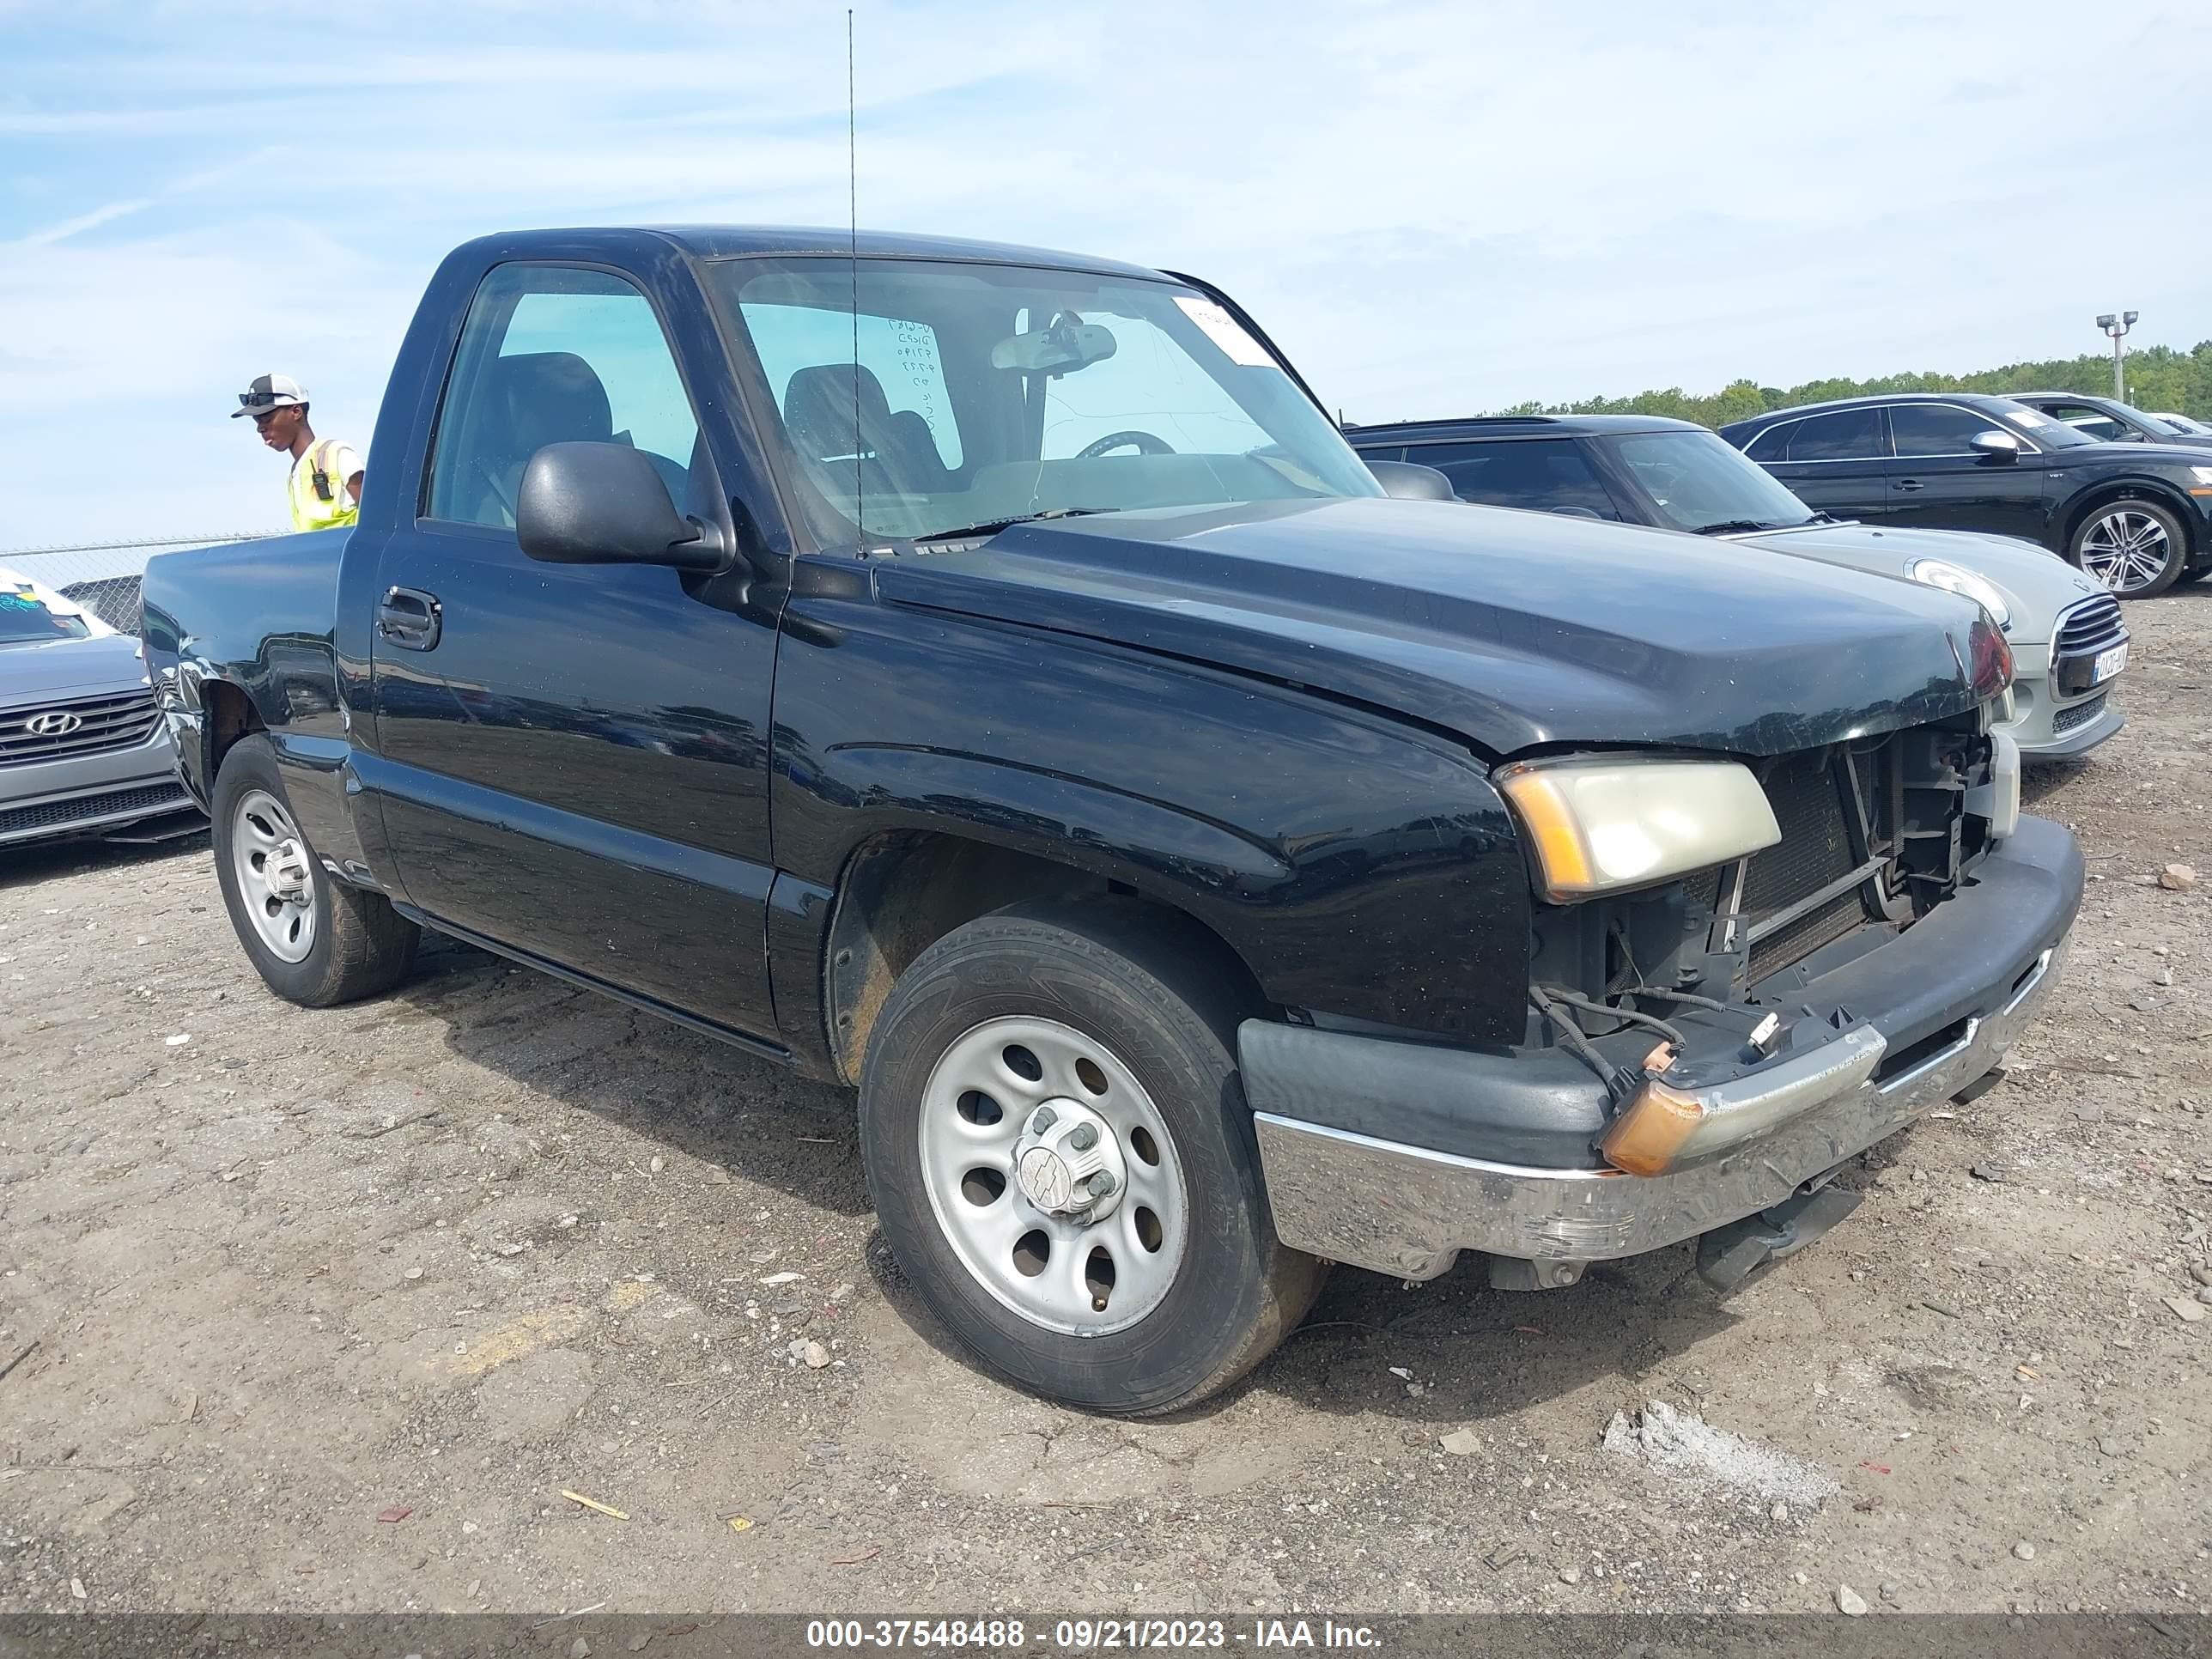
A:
232 373 366 532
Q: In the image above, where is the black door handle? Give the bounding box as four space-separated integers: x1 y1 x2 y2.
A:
378 586 442 651
1894 479 1925 492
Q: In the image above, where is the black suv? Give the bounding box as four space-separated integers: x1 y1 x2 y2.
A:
1717 392 2212 598
2007 392 2212 450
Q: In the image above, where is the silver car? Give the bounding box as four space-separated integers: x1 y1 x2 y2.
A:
1 568 200 848
1712 520 2125 758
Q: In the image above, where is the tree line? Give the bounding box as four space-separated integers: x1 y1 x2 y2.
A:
1495 341 2212 429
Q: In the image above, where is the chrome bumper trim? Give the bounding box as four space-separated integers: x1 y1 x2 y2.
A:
1253 942 2065 1280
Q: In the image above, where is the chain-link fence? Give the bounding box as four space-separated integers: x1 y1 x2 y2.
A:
2 534 284 635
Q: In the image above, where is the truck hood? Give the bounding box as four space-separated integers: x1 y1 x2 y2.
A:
0 632 150 705
1732 520 2100 648
872 496 1993 758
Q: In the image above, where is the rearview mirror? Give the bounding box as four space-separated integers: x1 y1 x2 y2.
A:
991 316 1118 377
517 441 726 571
1366 459 1459 501
1969 430 2021 462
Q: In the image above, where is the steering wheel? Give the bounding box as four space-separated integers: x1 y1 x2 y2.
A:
1074 430 1176 459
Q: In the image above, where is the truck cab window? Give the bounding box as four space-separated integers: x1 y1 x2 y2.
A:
427 265 701 528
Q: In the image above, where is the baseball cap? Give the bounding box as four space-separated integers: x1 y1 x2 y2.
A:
231 373 307 418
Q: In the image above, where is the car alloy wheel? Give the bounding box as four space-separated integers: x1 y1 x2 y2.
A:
229 787 319 963
915 1014 1188 1335
2077 507 2176 596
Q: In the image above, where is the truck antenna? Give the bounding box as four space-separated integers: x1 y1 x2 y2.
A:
848 7 861 539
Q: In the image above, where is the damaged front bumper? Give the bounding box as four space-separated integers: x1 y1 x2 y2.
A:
1242 815 2082 1283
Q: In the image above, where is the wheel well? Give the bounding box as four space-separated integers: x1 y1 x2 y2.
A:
202 681 265 781
2063 484 2199 561
821 831 1264 1085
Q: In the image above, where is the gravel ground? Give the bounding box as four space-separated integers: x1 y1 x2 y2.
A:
2 592 2208 1620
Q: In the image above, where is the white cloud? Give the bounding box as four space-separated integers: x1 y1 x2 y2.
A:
15 198 154 246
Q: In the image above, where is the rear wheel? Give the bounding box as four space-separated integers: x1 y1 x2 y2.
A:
2071 499 2187 598
210 736 418 1006
858 898 1328 1413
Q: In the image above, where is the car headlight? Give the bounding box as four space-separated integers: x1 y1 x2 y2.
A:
1909 558 2011 629
1495 756 1781 902
2191 465 2212 487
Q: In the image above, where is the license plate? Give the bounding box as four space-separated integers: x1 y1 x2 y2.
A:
2092 641 2129 684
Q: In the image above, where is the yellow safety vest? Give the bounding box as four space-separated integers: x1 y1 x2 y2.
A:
289 438 362 532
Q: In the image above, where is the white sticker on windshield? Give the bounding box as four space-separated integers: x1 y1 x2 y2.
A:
1174 295 1277 368
2008 407 2047 426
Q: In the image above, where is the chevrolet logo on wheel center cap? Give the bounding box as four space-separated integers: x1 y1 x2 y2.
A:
1018 1146 1074 1211
1011 1097 1127 1220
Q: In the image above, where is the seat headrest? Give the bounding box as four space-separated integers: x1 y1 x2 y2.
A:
488 351 614 458
782 363 896 462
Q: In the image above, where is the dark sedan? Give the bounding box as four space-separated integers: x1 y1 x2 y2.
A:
1718 392 2212 598
2007 391 2212 450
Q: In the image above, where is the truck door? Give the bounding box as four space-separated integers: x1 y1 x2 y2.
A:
365 261 780 1039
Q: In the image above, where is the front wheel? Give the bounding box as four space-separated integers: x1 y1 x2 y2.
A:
2072 499 2188 598
858 899 1328 1413
210 735 418 1006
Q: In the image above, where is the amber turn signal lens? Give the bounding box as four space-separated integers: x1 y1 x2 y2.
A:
1494 768 1595 893
1598 1077 1706 1176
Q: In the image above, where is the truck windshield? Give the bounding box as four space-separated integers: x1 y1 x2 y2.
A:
1601 429 1820 535
0 579 94 644
711 258 1382 541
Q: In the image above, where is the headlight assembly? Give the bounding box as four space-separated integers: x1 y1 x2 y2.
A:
1908 558 2011 629
1495 756 1781 902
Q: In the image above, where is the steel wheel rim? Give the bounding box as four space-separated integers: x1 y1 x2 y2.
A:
231 787 318 963
2080 509 2172 594
915 1014 1189 1336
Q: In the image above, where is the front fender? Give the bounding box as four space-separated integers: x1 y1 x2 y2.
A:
770 598 1533 1046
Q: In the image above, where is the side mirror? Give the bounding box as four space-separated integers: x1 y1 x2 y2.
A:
1969 430 2021 462
1366 459 1459 501
517 441 726 571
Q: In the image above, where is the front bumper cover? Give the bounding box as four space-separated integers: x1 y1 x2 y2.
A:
1243 814 2082 1280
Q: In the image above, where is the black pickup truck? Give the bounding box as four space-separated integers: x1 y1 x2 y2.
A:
143 227 2081 1413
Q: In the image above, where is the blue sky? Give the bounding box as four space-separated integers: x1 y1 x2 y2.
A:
3 0 2209 545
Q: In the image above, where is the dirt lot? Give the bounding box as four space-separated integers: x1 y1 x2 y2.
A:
3 595 2209 1622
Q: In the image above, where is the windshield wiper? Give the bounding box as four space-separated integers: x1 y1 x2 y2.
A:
1688 518 1789 536
912 507 1117 543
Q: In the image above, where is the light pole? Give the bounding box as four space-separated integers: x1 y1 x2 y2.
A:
2095 310 2138 402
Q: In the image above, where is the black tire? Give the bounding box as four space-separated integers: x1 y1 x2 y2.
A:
210 735 418 1006
859 897 1328 1414
2069 498 2189 599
